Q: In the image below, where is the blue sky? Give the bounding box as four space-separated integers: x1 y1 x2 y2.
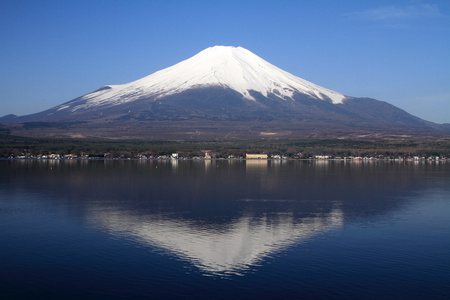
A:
1 0 449 123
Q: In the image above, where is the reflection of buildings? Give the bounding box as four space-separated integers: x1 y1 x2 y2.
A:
170 158 178 172
245 159 268 172
88 208 342 276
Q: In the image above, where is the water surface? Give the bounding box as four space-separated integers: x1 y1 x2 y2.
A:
1 159 449 299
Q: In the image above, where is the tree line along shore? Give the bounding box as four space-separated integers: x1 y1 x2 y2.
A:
1 133 449 160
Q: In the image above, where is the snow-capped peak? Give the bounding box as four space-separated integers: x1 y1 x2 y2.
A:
67 46 346 111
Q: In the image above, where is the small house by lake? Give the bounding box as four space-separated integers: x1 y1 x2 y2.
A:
246 154 268 159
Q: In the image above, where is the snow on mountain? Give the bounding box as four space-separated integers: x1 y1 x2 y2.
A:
60 46 346 112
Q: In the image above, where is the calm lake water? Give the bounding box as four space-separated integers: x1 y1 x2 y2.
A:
1 159 450 299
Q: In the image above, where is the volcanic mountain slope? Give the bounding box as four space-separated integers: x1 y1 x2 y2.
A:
1 46 446 139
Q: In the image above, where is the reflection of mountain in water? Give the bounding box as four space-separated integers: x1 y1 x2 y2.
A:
88 207 342 276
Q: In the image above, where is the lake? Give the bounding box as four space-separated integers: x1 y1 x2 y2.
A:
1 159 449 299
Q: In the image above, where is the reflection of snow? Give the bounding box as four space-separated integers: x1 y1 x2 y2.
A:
88 208 342 276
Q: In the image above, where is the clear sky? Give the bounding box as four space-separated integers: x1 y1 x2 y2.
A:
1 0 449 123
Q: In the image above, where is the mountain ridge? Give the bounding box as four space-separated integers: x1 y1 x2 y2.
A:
1 46 448 139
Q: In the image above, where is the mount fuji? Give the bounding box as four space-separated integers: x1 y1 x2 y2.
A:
1 46 446 139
